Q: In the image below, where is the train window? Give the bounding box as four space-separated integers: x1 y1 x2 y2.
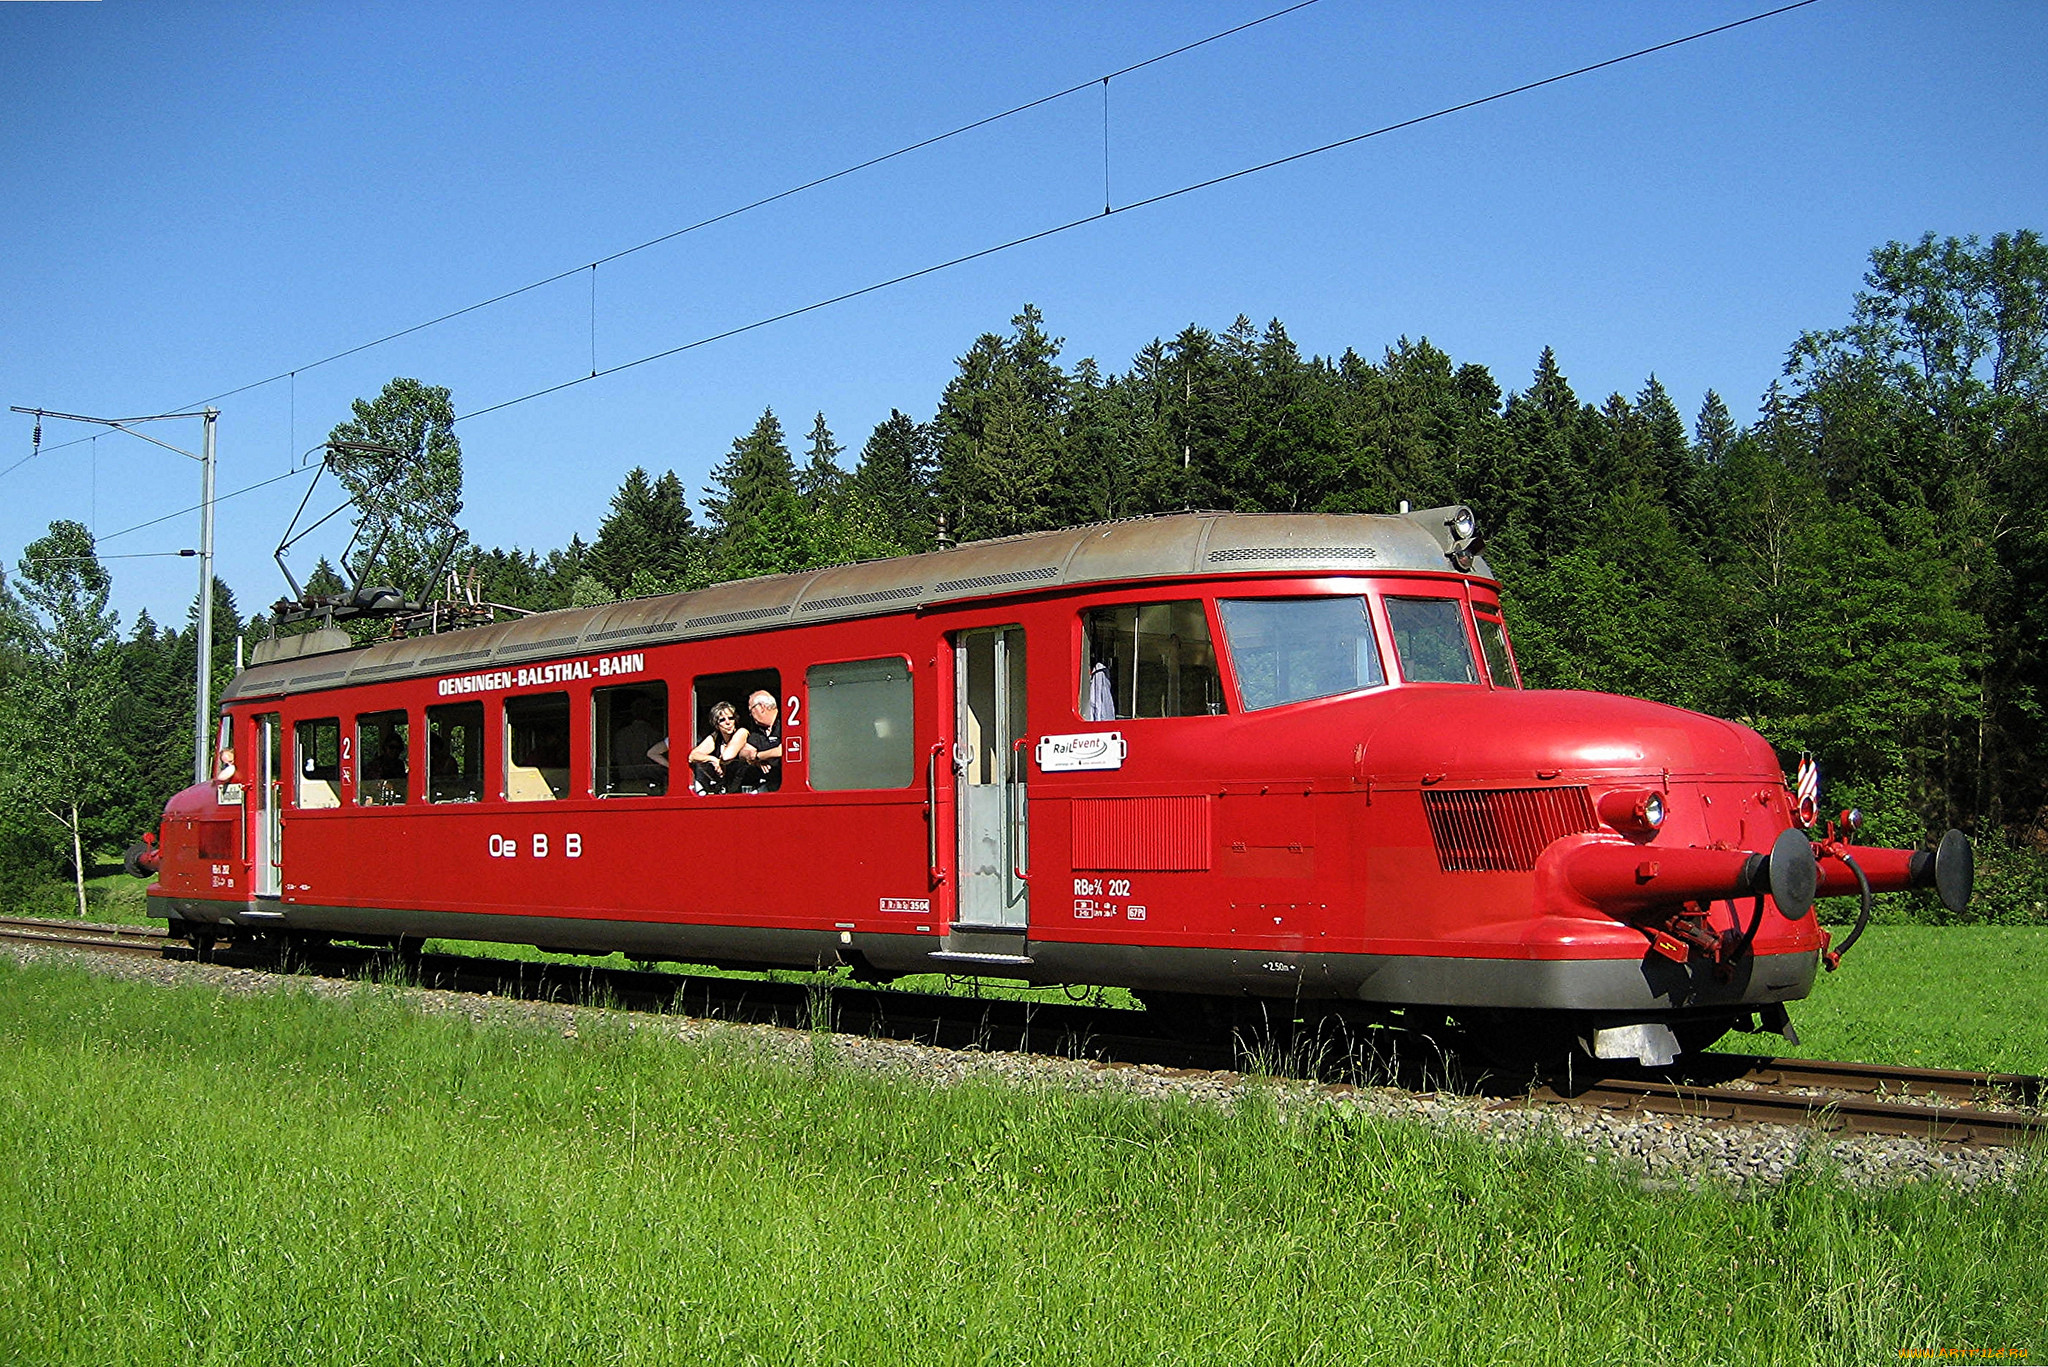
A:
594 683 669 797
688 670 783 794
806 658 913 790
1385 597 1480 684
356 710 410 806
505 693 570 801
1476 615 1519 688
213 715 237 786
294 719 341 809
1217 596 1385 710
1080 600 1222 719
427 702 486 803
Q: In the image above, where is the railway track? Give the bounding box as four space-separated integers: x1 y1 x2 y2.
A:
0 915 169 958
1515 1058 2042 1148
6 915 2041 1147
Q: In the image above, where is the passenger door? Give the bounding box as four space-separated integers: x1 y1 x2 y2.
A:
953 626 1028 929
252 712 282 898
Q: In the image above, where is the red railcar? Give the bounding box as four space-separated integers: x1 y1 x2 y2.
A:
144 510 1969 1063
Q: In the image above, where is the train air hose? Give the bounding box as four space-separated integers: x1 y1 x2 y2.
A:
1824 854 1873 971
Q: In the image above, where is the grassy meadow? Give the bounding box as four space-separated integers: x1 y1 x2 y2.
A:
1732 925 2048 1076
0 956 2042 1366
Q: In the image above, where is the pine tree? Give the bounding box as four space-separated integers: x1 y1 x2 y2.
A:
587 468 699 596
933 306 1069 540
1694 390 1737 466
799 412 847 515
852 411 936 550
703 409 797 553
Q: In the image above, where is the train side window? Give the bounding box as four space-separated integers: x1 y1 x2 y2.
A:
427 702 486 803
688 670 783 795
356 710 410 806
1385 597 1480 684
213 715 238 786
505 693 570 801
594 682 669 797
1476 614 1519 688
294 718 341 809
807 658 913 790
1217 596 1385 710
1080 600 1222 720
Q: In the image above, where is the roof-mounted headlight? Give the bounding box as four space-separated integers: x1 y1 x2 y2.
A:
1449 508 1476 541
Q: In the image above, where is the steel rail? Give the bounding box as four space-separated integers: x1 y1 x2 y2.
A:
1517 1070 2042 1148
1692 1055 2043 1109
0 923 169 958
0 915 168 939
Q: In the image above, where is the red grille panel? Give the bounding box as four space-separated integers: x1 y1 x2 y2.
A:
1423 786 1596 872
1072 796 1212 871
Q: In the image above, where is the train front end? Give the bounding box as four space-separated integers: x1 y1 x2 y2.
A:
1327 510 1973 1065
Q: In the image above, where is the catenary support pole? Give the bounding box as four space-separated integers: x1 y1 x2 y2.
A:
194 409 217 784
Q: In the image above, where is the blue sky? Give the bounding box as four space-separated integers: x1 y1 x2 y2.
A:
3 0 2044 628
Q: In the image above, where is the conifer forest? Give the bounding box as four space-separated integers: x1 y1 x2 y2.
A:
4 231 2044 919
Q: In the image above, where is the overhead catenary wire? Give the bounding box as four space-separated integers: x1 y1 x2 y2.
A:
30 0 1826 563
182 1 1326 413
96 467 305 545
5 0 1322 473
454 0 1824 427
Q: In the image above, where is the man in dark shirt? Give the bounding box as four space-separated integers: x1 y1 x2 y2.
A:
735 690 783 793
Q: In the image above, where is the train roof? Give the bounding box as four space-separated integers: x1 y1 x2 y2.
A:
224 508 1493 702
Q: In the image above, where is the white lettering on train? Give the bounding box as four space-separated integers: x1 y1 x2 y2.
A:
491 832 579 859
438 653 644 696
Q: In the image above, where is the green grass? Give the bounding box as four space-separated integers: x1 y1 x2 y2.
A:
1749 925 2048 1076
0 959 2041 1366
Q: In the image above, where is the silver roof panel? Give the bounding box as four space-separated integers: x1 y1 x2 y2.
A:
224 510 1492 702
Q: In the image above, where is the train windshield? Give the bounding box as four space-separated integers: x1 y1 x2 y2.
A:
1384 597 1480 683
1475 614 1518 688
1216 596 1386 710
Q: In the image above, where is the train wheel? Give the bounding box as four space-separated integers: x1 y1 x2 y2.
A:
189 930 217 964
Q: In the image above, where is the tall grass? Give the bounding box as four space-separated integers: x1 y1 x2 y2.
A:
0 959 2041 1365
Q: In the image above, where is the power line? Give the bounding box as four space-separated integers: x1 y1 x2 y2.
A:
20 0 1825 555
4 1 1320 473
456 0 1825 427
19 550 199 564
96 466 306 544
176 1 1325 413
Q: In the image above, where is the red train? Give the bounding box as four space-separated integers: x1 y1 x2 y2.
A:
141 509 1971 1065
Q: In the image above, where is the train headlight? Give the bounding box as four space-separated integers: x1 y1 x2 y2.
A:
1598 788 1666 835
1450 508 1476 541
